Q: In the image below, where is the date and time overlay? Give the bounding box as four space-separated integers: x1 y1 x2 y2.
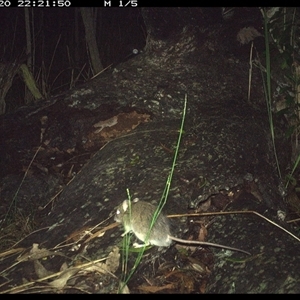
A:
0 0 138 7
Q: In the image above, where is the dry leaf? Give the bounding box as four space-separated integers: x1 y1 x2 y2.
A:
17 243 67 262
86 111 151 149
34 259 54 279
186 257 208 274
48 268 79 290
104 246 120 273
85 246 120 274
237 26 262 44
60 262 69 272
199 280 207 294
198 224 208 242
169 271 195 293
138 283 175 293
93 115 118 133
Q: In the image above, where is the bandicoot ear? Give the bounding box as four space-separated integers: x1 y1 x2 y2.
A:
122 200 129 212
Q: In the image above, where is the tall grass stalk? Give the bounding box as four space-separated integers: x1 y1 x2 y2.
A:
261 8 300 189
261 9 282 181
119 94 187 292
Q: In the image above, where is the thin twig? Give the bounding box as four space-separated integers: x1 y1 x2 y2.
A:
167 210 300 242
